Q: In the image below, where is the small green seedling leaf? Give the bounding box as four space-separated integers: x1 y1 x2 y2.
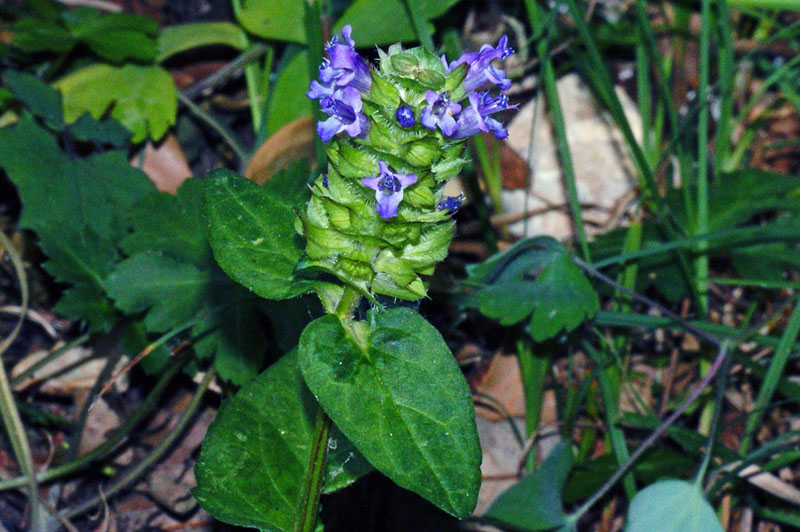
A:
193 351 371 531
467 237 599 341
203 168 315 300
56 64 177 142
626 480 724 532
484 442 575 531
298 307 482 518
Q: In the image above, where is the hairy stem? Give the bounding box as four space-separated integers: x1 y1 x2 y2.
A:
296 403 332 532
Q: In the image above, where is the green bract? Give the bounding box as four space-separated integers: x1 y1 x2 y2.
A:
298 46 472 300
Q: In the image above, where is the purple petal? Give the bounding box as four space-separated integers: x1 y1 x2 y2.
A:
486 117 508 139
375 190 403 219
340 87 363 111
439 113 458 136
425 90 439 105
395 173 417 188
317 116 343 142
420 106 436 130
307 80 332 100
341 25 355 47
344 111 368 137
362 176 382 191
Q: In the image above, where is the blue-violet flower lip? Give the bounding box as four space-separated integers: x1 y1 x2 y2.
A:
317 87 369 142
420 91 461 136
444 35 514 93
396 105 415 128
362 161 418 219
453 90 516 139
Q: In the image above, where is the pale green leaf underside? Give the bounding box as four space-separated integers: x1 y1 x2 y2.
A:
298 308 482 518
626 480 724 532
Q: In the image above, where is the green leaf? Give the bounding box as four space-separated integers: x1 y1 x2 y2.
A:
61 8 158 62
4 70 63 127
266 47 312 136
158 22 246 62
121 179 213 267
236 0 459 46
336 0 462 46
0 114 153 330
11 18 75 53
105 252 225 332
203 168 314 300
192 286 267 386
626 480 724 532
469 237 600 342
235 0 306 42
54 285 118 333
194 351 371 531
298 307 482 518
68 114 131 147
56 63 177 142
484 442 575 531
123 320 171 374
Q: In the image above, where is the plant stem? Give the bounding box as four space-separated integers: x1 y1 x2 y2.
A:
177 92 249 165
739 298 800 454
304 0 327 173
295 403 332 532
537 26 590 261
695 349 732 486
182 44 269 100
63 367 215 519
695 0 712 315
404 0 434 51
0 353 189 492
230 0 265 131
0 228 41 529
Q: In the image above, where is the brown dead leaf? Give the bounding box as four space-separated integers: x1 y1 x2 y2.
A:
503 74 641 239
475 416 526 515
131 134 192 194
246 116 315 185
474 353 526 420
144 408 215 515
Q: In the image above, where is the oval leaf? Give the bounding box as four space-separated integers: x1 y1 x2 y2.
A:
484 442 574 531
193 352 371 531
298 307 482 518
626 480 724 532
203 168 314 300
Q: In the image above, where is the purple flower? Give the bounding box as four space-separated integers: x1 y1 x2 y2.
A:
317 87 369 142
437 193 465 214
306 25 371 107
326 25 372 93
420 91 461 136
453 90 516 140
444 35 514 93
396 105 415 128
362 161 417 219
